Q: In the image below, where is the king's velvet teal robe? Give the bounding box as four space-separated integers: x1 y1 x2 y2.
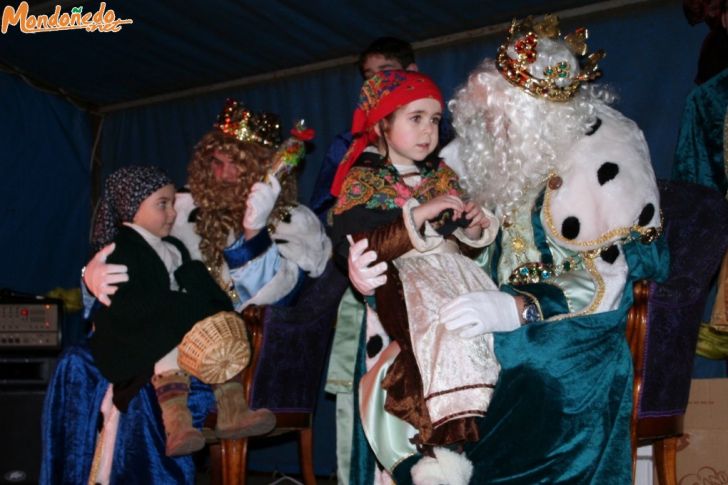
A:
349 227 668 485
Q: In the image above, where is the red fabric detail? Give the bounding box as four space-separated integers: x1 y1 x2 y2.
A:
291 126 315 141
330 70 443 197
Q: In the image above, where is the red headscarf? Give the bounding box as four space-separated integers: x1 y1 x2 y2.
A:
329 70 444 196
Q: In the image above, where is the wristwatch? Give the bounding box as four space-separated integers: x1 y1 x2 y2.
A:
521 294 540 324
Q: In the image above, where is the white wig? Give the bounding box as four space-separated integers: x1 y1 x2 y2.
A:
447 40 615 216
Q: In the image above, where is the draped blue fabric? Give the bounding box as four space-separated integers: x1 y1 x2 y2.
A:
97 67 364 206
0 72 90 298
40 342 215 484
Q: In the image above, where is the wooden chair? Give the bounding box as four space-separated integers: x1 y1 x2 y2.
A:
626 181 728 485
209 260 348 485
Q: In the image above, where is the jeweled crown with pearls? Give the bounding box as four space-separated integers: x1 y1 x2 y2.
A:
496 15 605 102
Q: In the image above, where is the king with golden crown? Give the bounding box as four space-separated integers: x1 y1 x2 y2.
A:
348 15 667 484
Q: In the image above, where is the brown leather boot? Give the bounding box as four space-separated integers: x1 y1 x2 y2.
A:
152 370 206 456
213 377 276 439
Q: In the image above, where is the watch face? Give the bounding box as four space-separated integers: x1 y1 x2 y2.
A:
526 305 539 322
522 300 539 323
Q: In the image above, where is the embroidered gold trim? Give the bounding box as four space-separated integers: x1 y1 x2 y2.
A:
582 257 605 314
509 256 582 285
545 255 604 322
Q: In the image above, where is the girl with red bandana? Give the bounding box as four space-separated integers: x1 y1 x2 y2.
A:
331 70 503 475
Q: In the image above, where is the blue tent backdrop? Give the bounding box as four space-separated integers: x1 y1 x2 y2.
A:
0 0 710 477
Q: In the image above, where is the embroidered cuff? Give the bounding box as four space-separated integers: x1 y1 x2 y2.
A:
224 229 273 269
402 198 443 253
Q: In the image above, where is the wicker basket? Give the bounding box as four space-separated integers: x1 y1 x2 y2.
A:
178 311 250 384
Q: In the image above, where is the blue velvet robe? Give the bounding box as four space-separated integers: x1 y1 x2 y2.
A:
40 343 215 484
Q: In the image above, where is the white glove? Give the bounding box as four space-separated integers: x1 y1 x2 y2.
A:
347 236 387 296
83 243 129 306
243 174 281 231
439 290 521 338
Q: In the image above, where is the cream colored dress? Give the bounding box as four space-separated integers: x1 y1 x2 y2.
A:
394 196 499 427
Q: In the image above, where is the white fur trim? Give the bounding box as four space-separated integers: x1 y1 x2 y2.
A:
439 141 465 178
411 447 473 485
272 205 331 277
542 106 660 252
402 198 443 253
170 192 203 261
172 197 332 279
242 258 299 309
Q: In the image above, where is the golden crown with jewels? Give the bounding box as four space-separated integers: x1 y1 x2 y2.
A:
213 98 316 179
214 98 282 147
496 15 606 102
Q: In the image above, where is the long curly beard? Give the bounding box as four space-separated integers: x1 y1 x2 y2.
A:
194 183 248 282
187 131 298 287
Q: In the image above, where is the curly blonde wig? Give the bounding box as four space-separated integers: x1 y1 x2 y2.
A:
187 130 297 279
